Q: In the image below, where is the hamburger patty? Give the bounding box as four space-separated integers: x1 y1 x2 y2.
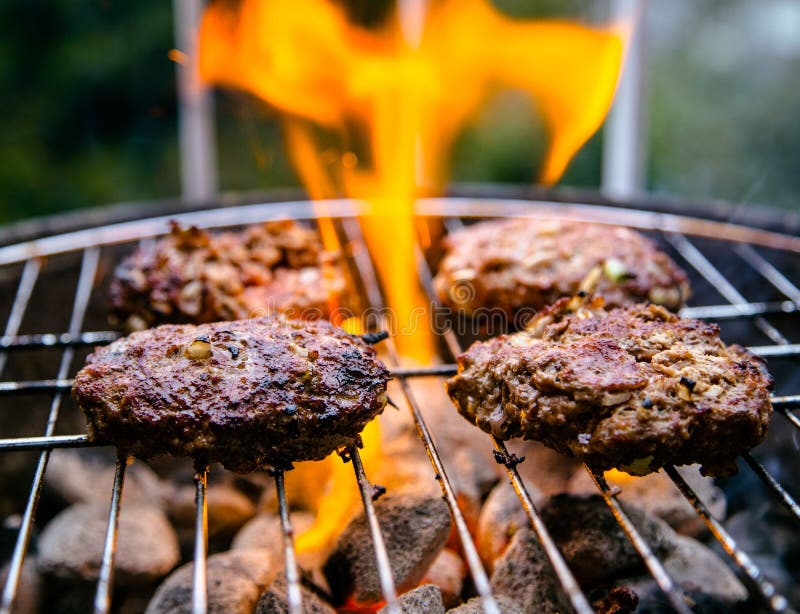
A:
434 219 690 317
109 221 346 331
446 298 772 476
72 318 390 472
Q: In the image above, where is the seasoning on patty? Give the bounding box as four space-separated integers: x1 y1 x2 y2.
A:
434 218 690 317
109 221 346 332
72 317 390 473
446 298 772 477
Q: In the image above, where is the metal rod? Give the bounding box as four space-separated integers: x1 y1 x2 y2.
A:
734 244 800 303
494 439 594 614
664 466 789 612
588 467 692 614
0 330 119 351
742 453 800 524
4 197 800 267
1 247 99 614
747 344 800 358
349 447 400 614
766 396 800 409
680 300 799 320
779 406 800 430
0 434 96 451
273 470 304 614
341 218 500 614
666 233 789 345
0 379 74 395
0 258 41 376
193 465 209 614
93 455 128 614
389 364 460 378
0 366 461 397
173 0 218 202
602 0 647 198
9 355 800 393
425 217 591 612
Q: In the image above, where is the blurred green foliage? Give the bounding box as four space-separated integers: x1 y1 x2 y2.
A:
0 1 797 225
0 1 179 223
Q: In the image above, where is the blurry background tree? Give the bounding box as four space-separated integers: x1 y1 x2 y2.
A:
0 0 798 224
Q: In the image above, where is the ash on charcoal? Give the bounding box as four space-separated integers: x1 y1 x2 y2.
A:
447 595 524 613
626 533 746 610
232 512 316 554
422 548 464 608
37 502 179 586
146 549 275 614
477 481 543 569
540 494 672 587
378 584 445 614
232 512 325 589
255 572 336 613
168 481 257 548
489 527 572 612
323 494 452 605
44 450 165 508
567 465 726 537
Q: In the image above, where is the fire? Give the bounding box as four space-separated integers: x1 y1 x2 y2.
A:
199 0 626 358
198 0 626 563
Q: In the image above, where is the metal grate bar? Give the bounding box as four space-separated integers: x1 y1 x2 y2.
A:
588 468 692 614
665 233 789 345
349 447 400 614
0 259 41 376
734 244 800 303
494 439 593 614
665 234 800 514
742 453 800 523
192 465 209 614
93 454 128 614
439 217 797 611
664 466 789 612
0 330 119 351
779 407 800 430
747 344 800 358
680 300 798 320
274 469 304 614
0 433 96 451
418 220 593 614
340 218 500 614
3 298 796 351
1 247 99 614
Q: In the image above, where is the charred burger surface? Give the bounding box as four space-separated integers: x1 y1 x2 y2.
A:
434 218 690 317
72 317 390 472
446 298 773 476
109 220 346 332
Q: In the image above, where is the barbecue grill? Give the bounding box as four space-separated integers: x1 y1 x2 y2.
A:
0 193 799 614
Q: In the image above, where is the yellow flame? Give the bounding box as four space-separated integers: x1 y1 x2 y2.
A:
200 0 626 359
605 468 638 485
199 0 626 560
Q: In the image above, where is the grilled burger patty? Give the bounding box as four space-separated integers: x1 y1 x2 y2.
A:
72 318 390 472
446 299 773 476
434 219 690 316
109 221 346 332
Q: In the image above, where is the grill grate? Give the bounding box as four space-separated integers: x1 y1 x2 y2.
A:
0 197 798 614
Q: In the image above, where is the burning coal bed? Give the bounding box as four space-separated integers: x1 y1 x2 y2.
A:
1 368 794 614
0 214 799 614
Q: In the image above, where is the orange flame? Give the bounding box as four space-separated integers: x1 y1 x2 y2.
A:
199 0 626 556
200 0 626 359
